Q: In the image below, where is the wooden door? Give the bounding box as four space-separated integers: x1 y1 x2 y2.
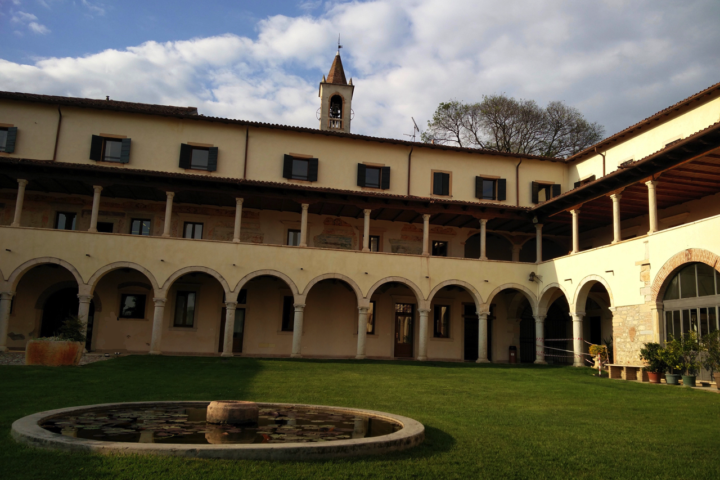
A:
394 303 414 358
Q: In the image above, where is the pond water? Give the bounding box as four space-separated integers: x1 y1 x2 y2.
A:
40 405 400 444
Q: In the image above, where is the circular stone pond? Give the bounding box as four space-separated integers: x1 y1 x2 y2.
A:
11 401 424 460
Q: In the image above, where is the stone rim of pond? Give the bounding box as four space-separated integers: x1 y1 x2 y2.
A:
11 401 425 460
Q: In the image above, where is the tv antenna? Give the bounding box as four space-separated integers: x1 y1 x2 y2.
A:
404 117 420 142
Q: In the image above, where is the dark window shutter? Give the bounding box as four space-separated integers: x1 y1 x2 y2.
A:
308 158 319 182
531 182 540 204
119 138 131 164
551 184 561 198
442 173 450 196
90 135 103 161
573 181 581 189
475 176 482 199
433 172 444 195
4 127 17 153
207 147 218 171
179 143 192 169
357 163 366 187
283 154 293 179
381 166 391 190
497 179 506 201
587 175 596 182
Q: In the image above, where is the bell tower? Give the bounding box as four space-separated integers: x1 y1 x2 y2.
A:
318 48 354 133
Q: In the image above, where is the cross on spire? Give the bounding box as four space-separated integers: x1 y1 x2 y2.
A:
337 34 342 55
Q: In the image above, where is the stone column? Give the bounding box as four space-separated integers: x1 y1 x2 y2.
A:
476 312 490 363
610 193 622 243
11 179 28 227
77 294 93 343
533 315 547 364
356 306 369 359
290 303 305 358
646 180 658 234
535 223 543 263
221 301 237 357
162 192 175 238
362 209 372 252
570 209 580 254
299 204 309 247
422 214 431 256
479 219 488 260
233 198 243 243
512 245 522 262
0 292 14 352
149 297 166 354
418 308 429 361
572 313 584 367
88 185 103 232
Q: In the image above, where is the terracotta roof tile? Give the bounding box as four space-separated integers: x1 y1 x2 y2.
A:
326 54 347 85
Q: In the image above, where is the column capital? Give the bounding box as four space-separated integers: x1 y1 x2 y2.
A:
533 315 546 323
0 292 15 301
166 191 175 198
363 209 372 216
571 312 585 321
17 178 28 187
570 208 581 216
479 218 488 225
92 185 104 193
477 312 488 320
422 214 431 221
236 197 244 205
645 179 658 188
610 192 622 201
418 308 430 315
301 203 310 211
153 297 167 306
225 301 237 309
77 294 93 303
293 303 306 310
358 306 369 313
535 223 543 230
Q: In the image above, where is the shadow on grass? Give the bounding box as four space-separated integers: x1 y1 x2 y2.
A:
260 356 573 370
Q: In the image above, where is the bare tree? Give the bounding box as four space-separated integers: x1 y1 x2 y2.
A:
422 95 604 158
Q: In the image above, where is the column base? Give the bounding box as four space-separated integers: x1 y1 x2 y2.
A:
233 239 240 244
0 346 7 352
476 358 490 363
290 353 303 358
221 352 234 358
573 362 584 367
534 359 547 365
149 350 162 355
361 248 370 253
417 356 427 361
479 256 488 261
10 223 19 227
355 355 365 360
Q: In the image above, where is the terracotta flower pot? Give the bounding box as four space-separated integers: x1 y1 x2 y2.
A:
647 371 662 384
25 340 83 366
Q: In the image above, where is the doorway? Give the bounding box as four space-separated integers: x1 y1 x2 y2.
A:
218 307 245 354
463 303 478 361
41 287 78 338
394 303 414 358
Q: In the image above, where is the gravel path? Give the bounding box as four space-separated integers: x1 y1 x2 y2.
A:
0 352 113 366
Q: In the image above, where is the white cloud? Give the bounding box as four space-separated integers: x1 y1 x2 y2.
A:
81 0 105 16
0 0 719 139
11 10 50 34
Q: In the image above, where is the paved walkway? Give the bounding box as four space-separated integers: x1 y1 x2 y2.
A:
0 352 113 366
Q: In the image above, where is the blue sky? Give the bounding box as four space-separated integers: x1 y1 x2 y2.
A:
1 0 719 141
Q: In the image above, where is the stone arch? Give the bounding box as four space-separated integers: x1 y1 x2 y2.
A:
538 283 571 315
573 275 615 314
233 269 300 303
161 266 231 296
485 283 537 315
427 280 483 312
8 257 84 291
87 262 160 295
34 281 103 312
365 277 426 308
301 273 363 306
651 248 720 302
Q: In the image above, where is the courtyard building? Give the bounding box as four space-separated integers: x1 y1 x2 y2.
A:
1 54 720 376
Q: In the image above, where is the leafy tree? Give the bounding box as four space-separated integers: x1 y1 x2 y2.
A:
421 94 605 158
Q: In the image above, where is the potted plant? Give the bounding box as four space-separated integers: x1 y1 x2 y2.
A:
639 342 666 383
701 330 720 390
659 339 682 385
677 332 702 388
25 315 86 366
589 344 608 377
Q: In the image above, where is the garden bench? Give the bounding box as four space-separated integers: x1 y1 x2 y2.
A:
608 364 648 382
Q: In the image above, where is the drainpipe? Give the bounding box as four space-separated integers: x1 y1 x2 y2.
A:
52 106 63 161
407 147 414 195
515 160 522 206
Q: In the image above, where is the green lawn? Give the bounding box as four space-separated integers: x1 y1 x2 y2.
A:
1 357 719 480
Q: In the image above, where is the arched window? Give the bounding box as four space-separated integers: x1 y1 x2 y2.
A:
663 262 719 341
329 95 343 119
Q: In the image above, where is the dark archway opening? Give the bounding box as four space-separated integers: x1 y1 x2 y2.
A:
544 296 572 365
518 301 535 363
519 237 568 263
463 233 513 261
329 95 343 119
41 287 95 350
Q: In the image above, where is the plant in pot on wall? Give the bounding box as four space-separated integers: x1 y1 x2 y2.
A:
701 330 720 390
639 342 667 384
659 339 683 386
25 315 86 366
677 332 703 388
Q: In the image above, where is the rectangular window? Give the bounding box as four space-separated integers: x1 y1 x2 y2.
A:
477 177 496 200
0 128 8 152
365 166 381 188
179 144 218 171
55 212 77 230
434 305 450 338
283 155 318 182
281 296 294 331
357 164 391 189
119 293 147 319
96 221 114 233
573 175 596 189
287 229 301 246
292 158 309 180
432 241 448 257
432 172 451 196
174 291 196 327
103 139 123 162
130 218 151 236
89 135 130 163
367 301 376 335
191 148 209 170
183 222 203 239
369 235 381 252
532 182 561 204
0 126 17 153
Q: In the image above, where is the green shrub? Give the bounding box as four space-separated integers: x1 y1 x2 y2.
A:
639 342 667 374
58 314 86 343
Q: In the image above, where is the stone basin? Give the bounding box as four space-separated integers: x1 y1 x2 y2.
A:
206 400 259 425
